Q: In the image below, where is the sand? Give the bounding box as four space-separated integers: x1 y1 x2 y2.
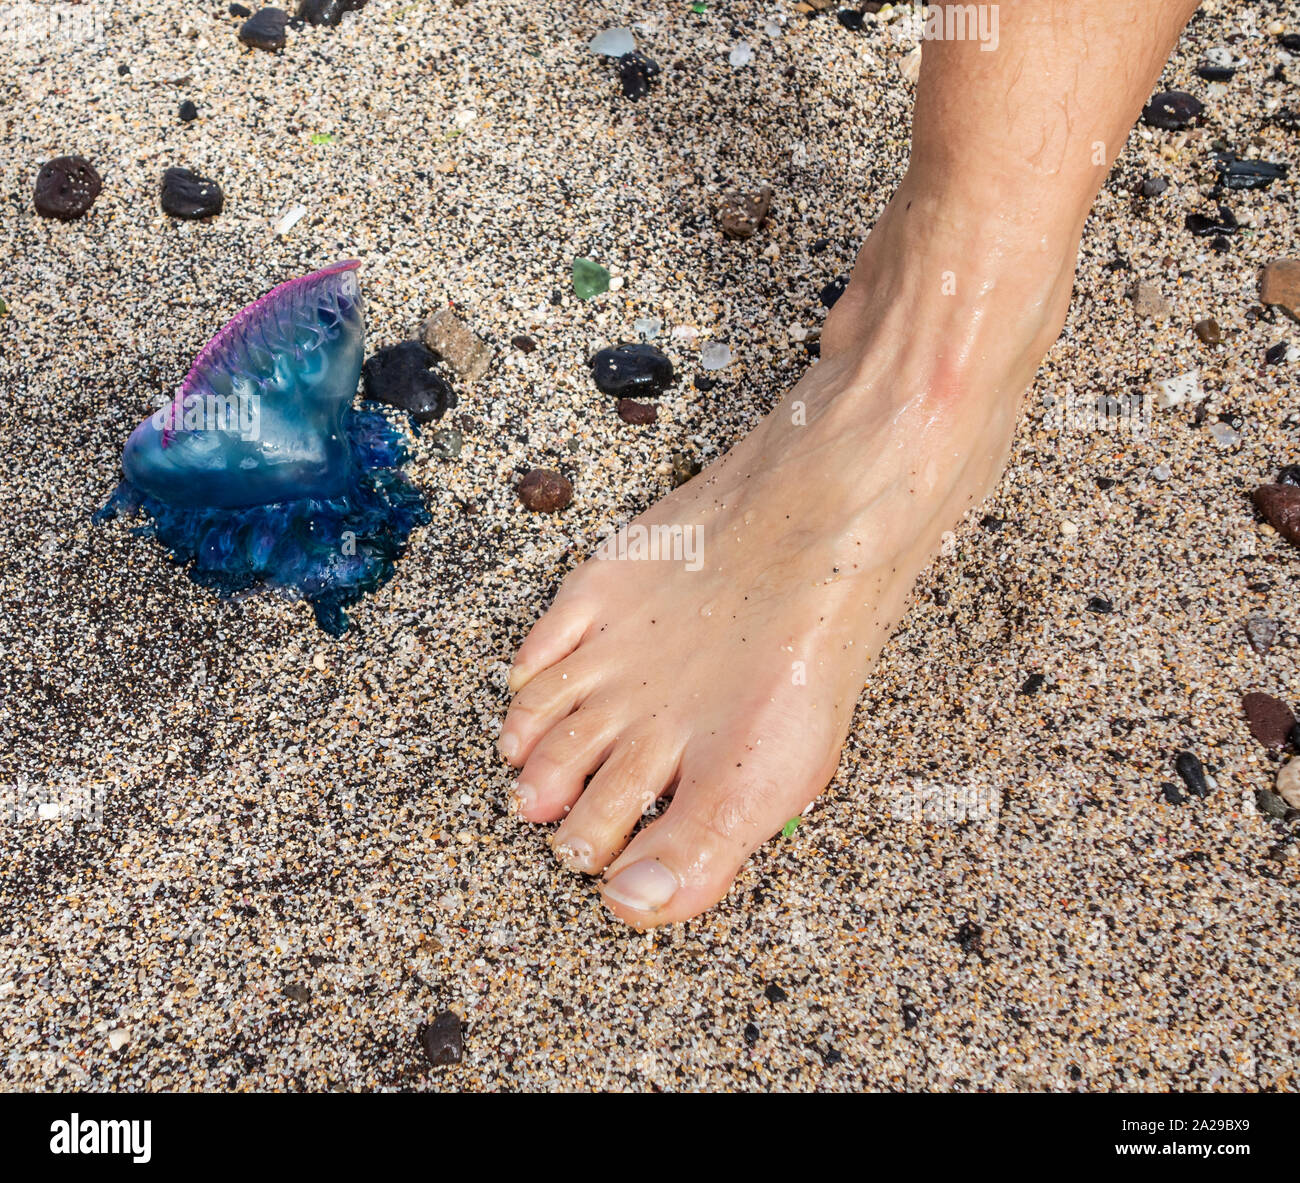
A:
1 0 1297 1091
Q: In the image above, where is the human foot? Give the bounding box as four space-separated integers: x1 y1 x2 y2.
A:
499 186 1077 927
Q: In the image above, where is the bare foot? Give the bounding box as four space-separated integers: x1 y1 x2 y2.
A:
499 185 1075 926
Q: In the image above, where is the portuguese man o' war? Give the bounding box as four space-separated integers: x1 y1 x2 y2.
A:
95 261 430 636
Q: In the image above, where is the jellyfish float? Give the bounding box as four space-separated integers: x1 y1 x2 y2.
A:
95 261 429 635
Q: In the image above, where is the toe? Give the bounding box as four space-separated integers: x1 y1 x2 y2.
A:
498 654 598 767
512 707 618 825
551 736 682 873
598 763 815 928
508 585 593 694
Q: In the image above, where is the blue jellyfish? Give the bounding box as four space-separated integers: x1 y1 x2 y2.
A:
96 261 430 635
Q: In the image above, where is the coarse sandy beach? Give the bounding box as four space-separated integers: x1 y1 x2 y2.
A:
1 0 1298 1090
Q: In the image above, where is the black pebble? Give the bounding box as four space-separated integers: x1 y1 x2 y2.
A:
160 167 224 219
1161 782 1185 805
1265 342 1290 366
836 9 865 31
297 0 368 27
1289 722 1300 749
239 7 289 51
1141 90 1204 131
902 1003 922 1030
1277 465 1300 486
820 275 849 308
1185 205 1238 237
1020 673 1046 696
1140 176 1169 197
1214 154 1289 191
363 341 457 422
1174 750 1209 798
419 1011 463 1067
955 921 984 953
117 63 131 76
33 155 102 220
979 514 1003 532
743 1023 760 1045
763 982 787 1003
1086 595 1113 614
229 3 253 15
511 334 536 353
590 343 674 397
693 374 717 392
179 100 198 122
1095 476 1117 490
1195 63 1236 82
1280 33 1300 52
618 51 661 100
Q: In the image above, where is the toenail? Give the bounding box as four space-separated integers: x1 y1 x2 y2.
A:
513 782 537 815
602 860 679 913
498 732 520 761
553 837 595 872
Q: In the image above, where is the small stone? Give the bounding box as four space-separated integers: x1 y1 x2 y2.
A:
837 9 865 30
239 8 289 51
422 309 492 383
1253 483 1300 546
764 982 788 1003
362 341 456 422
429 428 463 459
728 41 753 67
282 982 311 1003
633 317 662 341
1020 673 1046 695
1242 692 1296 750
899 44 923 85
1193 317 1222 345
1195 63 1236 82
33 156 102 220
699 341 732 371
588 27 636 57
107 1029 129 1052
1213 155 1289 191
1086 595 1112 614
272 203 307 236
517 468 572 512
1260 259 1300 320
1256 789 1289 819
297 0 367 26
1154 369 1201 408
1265 341 1292 366
179 100 199 122
160 167 224 219
1268 842 1298 864
1278 465 1300 486
572 257 610 300
1277 761 1300 809
1140 176 1169 197
1245 615 1280 655
1151 463 1171 481
618 52 660 100
617 398 657 424
820 276 849 308
1131 280 1171 320
591 343 674 396
420 1011 463 1068
1141 90 1204 130
1161 783 1185 805
1209 421 1241 448
718 185 774 239
1185 206 1239 237
511 334 536 353
671 452 701 488
1174 750 1209 798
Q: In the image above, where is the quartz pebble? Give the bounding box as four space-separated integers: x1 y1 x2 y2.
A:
160 167 223 219
422 309 493 383
516 468 572 512
633 318 662 341
728 42 753 68
588 28 636 57
1154 369 1201 408
699 341 732 371
1244 615 1280 655
1242 692 1296 749
33 155 102 220
107 1029 130 1052
718 185 774 239
238 8 289 51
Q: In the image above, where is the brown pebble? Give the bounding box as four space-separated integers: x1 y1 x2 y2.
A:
1193 317 1222 345
718 185 774 240
1252 483 1300 546
1242 691 1296 750
422 309 493 383
511 334 536 353
1260 258 1300 321
671 452 701 488
33 155 102 221
419 1010 463 1067
516 468 572 512
1131 280 1171 320
616 398 658 424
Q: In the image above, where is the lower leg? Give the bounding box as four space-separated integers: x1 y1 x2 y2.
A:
499 0 1202 927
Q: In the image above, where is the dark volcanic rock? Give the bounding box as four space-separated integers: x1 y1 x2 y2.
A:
1253 483 1300 546
516 468 572 512
419 1011 463 1068
298 0 368 25
33 156 102 220
820 275 849 308
179 100 198 122
239 8 289 50
160 167 223 219
1142 90 1203 130
1174 751 1209 798
618 51 661 100
591 343 674 397
1185 205 1238 237
1213 154 1289 191
362 341 456 423
1242 692 1296 750
1195 63 1236 82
